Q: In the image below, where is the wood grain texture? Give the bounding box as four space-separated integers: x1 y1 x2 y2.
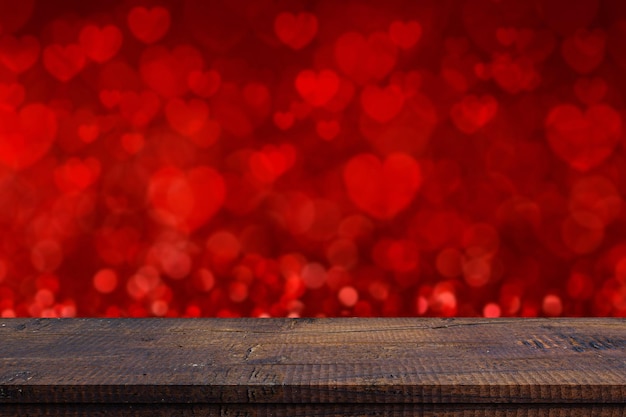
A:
1 404 625 417
0 318 625 405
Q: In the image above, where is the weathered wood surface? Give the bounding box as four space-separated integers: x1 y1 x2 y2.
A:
0 318 625 407
1 404 625 417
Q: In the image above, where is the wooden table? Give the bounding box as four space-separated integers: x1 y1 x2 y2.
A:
1 318 625 416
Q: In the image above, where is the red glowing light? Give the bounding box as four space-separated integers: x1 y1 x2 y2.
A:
93 268 118 294
0 0 622 318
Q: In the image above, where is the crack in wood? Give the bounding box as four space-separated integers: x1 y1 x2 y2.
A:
244 344 260 361
520 333 626 352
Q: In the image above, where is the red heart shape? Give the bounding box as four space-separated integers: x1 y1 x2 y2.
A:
546 104 622 172
389 20 422 49
495 27 517 46
316 119 340 141
474 62 491 80
450 94 498 134
361 84 405 123
344 153 422 220
274 12 318 50
43 44 86 82
165 98 209 136
273 111 294 130
561 28 606 74
99 89 121 109
0 35 39 73
78 123 99 143
79 24 123 63
248 144 296 184
187 70 221 98
187 120 221 149
335 31 398 85
0 103 57 170
148 165 226 232
490 54 539 94
121 133 145 155
54 157 101 193
127 6 171 44
295 69 340 107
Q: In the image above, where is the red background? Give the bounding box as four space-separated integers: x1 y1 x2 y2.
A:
0 0 624 318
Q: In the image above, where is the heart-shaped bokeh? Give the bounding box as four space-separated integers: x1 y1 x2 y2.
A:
0 103 57 170
344 153 422 220
0 0 625 319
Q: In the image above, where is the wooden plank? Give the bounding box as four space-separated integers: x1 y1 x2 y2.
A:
0 318 625 405
1 404 625 417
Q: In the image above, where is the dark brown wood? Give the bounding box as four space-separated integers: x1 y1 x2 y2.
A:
1 404 625 417
1 318 625 415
